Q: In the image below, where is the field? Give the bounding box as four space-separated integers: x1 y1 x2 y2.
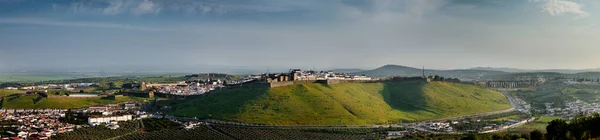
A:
170 81 511 125
503 116 564 133
490 114 522 122
512 80 600 108
0 90 147 109
53 118 395 140
0 75 83 82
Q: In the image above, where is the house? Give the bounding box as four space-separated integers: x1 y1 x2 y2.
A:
88 106 108 112
88 115 133 126
387 131 409 137
21 86 35 90
108 104 119 109
124 104 137 110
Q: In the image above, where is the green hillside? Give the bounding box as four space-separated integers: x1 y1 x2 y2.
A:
0 90 147 109
170 81 511 125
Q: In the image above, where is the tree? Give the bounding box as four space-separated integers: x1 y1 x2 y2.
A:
520 133 531 140
492 134 508 140
65 109 73 123
79 90 84 93
530 129 544 140
461 134 478 140
546 119 570 140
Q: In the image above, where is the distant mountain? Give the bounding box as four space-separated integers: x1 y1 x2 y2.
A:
329 68 366 74
468 67 600 74
353 64 508 80
481 71 600 80
468 67 530 73
353 65 423 77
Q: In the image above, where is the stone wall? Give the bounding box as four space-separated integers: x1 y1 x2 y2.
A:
268 79 378 88
269 81 295 88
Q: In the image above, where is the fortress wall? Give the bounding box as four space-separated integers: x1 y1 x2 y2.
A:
269 81 295 88
269 80 378 88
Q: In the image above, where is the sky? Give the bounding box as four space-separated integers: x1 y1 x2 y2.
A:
0 0 599 72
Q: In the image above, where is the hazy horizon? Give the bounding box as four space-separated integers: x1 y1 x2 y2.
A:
1 0 599 72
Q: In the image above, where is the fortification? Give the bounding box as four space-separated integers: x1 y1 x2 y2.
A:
265 69 378 88
269 79 378 88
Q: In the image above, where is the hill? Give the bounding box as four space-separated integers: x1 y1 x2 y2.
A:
169 81 510 125
0 90 147 109
329 68 367 74
468 67 600 74
353 65 507 80
468 67 529 73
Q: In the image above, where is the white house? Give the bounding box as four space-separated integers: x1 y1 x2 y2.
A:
88 115 133 126
21 86 36 90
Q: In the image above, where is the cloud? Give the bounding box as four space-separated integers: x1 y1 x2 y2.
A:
530 0 590 18
0 18 166 31
46 0 298 16
103 0 124 15
132 0 159 15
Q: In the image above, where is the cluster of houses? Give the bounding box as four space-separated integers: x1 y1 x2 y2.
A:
424 122 453 132
84 103 153 126
480 117 536 133
0 109 76 139
546 100 600 120
563 79 600 85
4 83 95 91
265 69 376 83
513 97 532 114
0 102 153 139
154 80 224 96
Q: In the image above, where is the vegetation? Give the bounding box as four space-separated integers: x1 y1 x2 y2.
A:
50 114 600 140
1 93 147 109
401 114 600 140
52 121 140 140
141 118 183 132
211 125 375 140
115 125 235 140
53 119 403 140
512 80 600 109
504 116 564 134
169 81 510 125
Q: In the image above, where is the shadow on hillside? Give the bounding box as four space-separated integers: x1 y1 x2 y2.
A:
379 81 430 112
6 94 22 102
157 82 271 120
32 96 43 104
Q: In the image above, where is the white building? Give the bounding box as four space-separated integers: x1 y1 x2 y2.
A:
21 86 36 90
88 115 133 126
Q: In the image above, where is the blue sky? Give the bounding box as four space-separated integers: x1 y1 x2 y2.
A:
0 0 599 72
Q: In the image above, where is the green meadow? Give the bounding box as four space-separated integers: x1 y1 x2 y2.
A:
171 81 511 125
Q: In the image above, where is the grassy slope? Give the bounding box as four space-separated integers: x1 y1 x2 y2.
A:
505 116 563 133
171 81 511 125
0 90 147 109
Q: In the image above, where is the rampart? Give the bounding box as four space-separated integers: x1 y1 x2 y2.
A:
268 80 378 88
